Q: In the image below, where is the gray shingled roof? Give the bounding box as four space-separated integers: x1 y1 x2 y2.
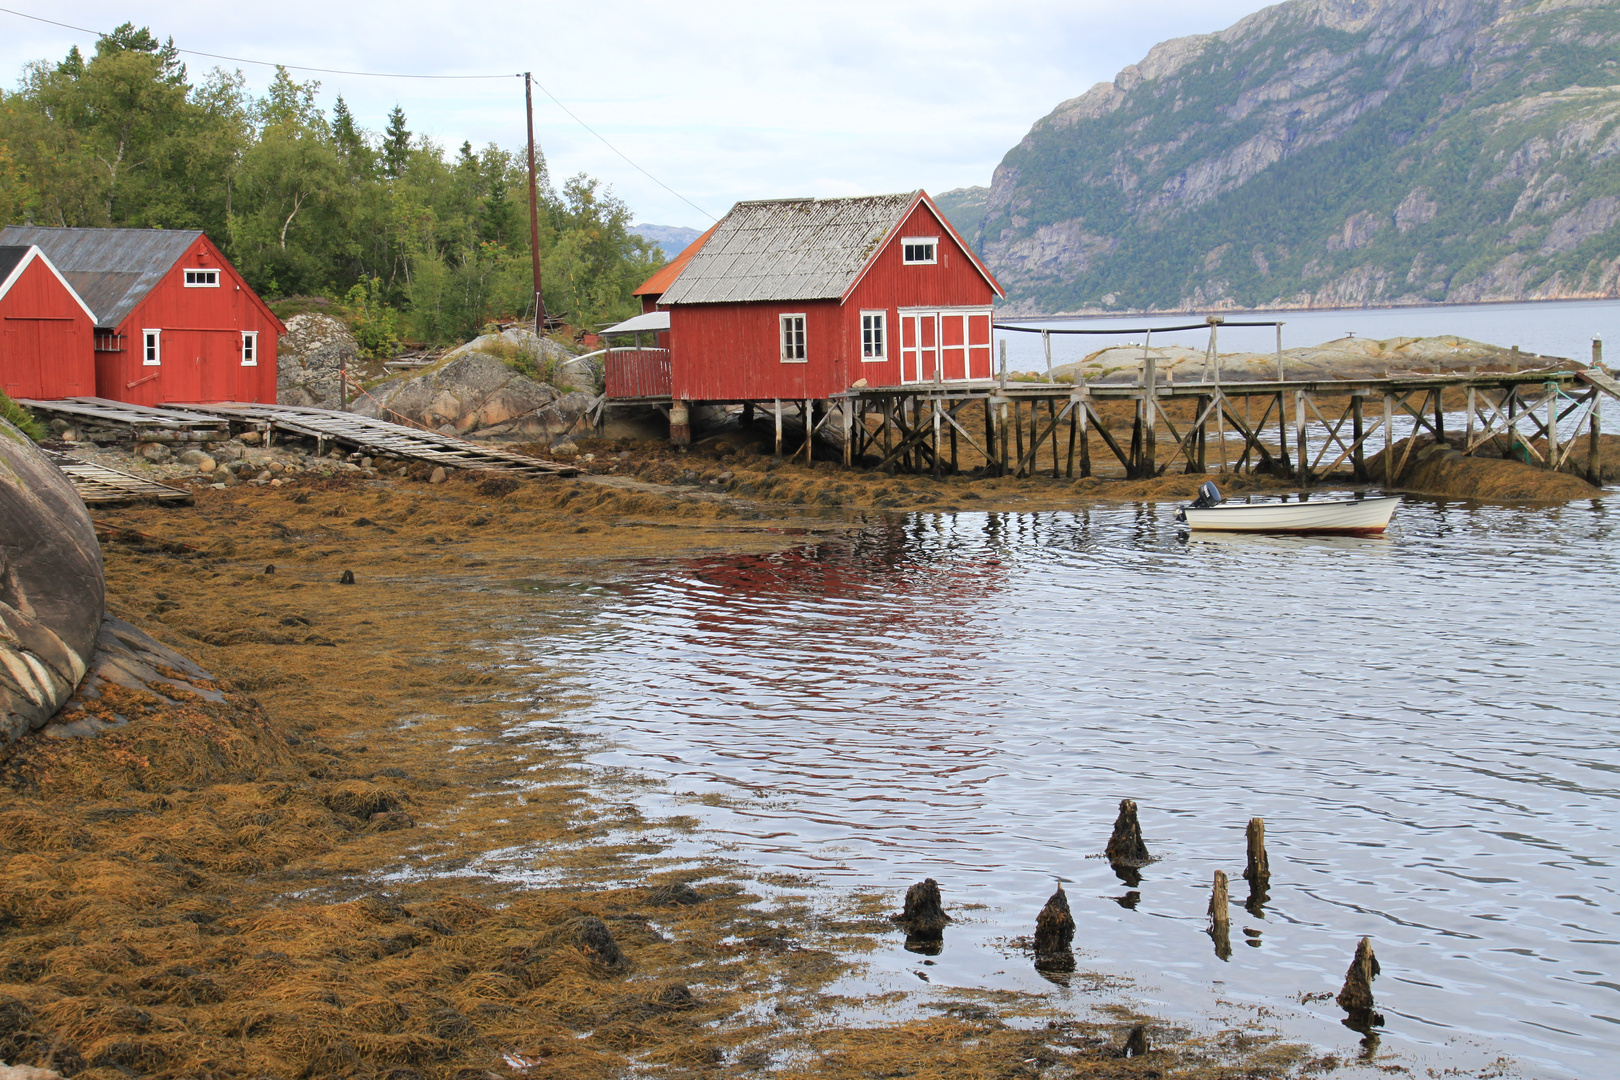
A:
0 246 29 288
0 226 201 327
657 193 920 305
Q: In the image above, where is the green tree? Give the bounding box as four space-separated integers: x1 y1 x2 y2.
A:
382 105 410 180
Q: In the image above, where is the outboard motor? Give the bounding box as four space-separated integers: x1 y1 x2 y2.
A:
1190 480 1223 509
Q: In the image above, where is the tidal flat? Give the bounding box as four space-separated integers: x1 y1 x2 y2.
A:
0 450 1601 1079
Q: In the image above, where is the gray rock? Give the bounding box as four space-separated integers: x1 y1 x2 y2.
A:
1 417 105 752
177 449 216 472
136 441 172 462
351 332 582 438
278 313 363 409
429 467 447 484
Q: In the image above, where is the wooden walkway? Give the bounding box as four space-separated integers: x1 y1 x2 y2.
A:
19 397 230 442
44 451 193 505
172 402 578 478
829 365 1615 484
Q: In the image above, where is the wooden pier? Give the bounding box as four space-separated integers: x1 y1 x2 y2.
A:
19 397 230 443
819 322 1616 486
175 403 578 478
43 451 193 505
23 399 577 480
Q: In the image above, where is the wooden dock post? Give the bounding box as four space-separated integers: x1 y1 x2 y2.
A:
1546 381 1560 469
1511 344 1520 372
804 399 814 464
1383 394 1395 484
1194 393 1210 474
1349 391 1366 480
984 394 997 471
1275 322 1285 382
1276 391 1290 475
1295 390 1310 484
1208 869 1232 961
842 400 853 467
1013 400 1025 475
999 398 1011 475
1142 353 1158 478
932 400 943 480
1033 885 1077 973
1433 387 1446 445
1078 391 1092 478
1336 936 1381 1016
1588 393 1603 486
1243 817 1270 886
1595 337 1604 370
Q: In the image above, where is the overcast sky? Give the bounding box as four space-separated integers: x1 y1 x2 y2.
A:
2 1 1276 229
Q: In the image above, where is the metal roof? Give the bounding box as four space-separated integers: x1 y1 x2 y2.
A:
0 246 28 285
601 310 670 336
656 193 921 305
634 221 719 297
0 226 202 327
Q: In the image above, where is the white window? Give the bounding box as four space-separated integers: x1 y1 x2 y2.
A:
241 331 259 366
780 313 806 363
861 311 887 360
902 237 938 265
184 268 220 287
142 329 161 366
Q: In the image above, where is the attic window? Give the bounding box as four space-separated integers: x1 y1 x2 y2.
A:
184 268 220 287
241 331 258 366
902 238 938 265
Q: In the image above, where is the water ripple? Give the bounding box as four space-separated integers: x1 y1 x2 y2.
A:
519 497 1618 1078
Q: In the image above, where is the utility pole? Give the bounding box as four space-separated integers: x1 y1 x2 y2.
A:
524 73 546 335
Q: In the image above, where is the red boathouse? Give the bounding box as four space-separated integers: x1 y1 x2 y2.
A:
0 226 283 406
618 191 1003 442
0 245 97 401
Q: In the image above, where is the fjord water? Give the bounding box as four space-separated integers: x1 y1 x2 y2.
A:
995 297 1620 370
528 499 1618 1077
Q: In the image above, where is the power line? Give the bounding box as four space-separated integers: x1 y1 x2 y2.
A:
1 5 717 219
527 77 717 222
0 6 516 78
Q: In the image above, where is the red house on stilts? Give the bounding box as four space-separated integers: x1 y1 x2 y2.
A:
613 191 1003 443
0 245 98 401
0 226 282 405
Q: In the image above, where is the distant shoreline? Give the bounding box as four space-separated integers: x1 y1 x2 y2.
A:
1000 295 1620 323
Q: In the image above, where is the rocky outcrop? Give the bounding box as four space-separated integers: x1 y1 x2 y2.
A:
980 0 1620 314
277 313 363 409
0 418 104 750
1053 334 1537 385
351 331 593 440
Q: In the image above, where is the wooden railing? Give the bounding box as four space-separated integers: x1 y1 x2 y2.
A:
604 347 672 400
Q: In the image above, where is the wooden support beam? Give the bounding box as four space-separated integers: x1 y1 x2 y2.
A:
1078 393 1092 478
1589 391 1604 486
1295 389 1310 484
1352 393 1367 481
1384 393 1396 485
1085 400 1132 472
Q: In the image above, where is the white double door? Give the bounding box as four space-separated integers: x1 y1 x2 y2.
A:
898 308 993 383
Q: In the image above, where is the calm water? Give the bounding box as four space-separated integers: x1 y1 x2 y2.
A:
518 499 1618 1077
996 298 1620 372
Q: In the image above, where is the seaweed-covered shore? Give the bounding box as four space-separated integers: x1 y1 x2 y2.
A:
0 448 1485 1079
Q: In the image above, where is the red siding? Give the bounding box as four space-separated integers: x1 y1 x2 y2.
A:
665 198 998 402
100 235 280 406
0 257 96 400
605 348 672 399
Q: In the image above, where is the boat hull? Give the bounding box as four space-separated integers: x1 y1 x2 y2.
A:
1178 496 1400 535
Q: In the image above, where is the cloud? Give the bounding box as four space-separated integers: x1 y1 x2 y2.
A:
2 0 1275 227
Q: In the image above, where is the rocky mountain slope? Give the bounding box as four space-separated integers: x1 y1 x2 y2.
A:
979 0 1620 314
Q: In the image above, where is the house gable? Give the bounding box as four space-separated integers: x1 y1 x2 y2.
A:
0 246 97 321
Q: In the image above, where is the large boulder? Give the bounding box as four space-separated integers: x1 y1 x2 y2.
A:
1054 335 1526 385
278 313 363 408
352 330 591 439
0 418 104 751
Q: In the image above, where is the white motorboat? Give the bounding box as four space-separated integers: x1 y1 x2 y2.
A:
1174 482 1399 535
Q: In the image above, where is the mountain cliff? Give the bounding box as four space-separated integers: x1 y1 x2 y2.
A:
979 0 1620 314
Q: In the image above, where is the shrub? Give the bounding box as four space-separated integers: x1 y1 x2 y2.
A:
0 392 45 441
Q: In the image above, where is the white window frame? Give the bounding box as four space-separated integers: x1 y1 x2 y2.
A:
142 329 161 366
860 311 887 361
184 268 221 287
241 330 259 366
779 313 807 363
901 237 939 265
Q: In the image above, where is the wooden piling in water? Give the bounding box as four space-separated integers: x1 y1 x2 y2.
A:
1243 817 1270 886
1033 884 1076 972
1105 799 1150 867
1208 870 1229 929
1336 936 1381 1015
